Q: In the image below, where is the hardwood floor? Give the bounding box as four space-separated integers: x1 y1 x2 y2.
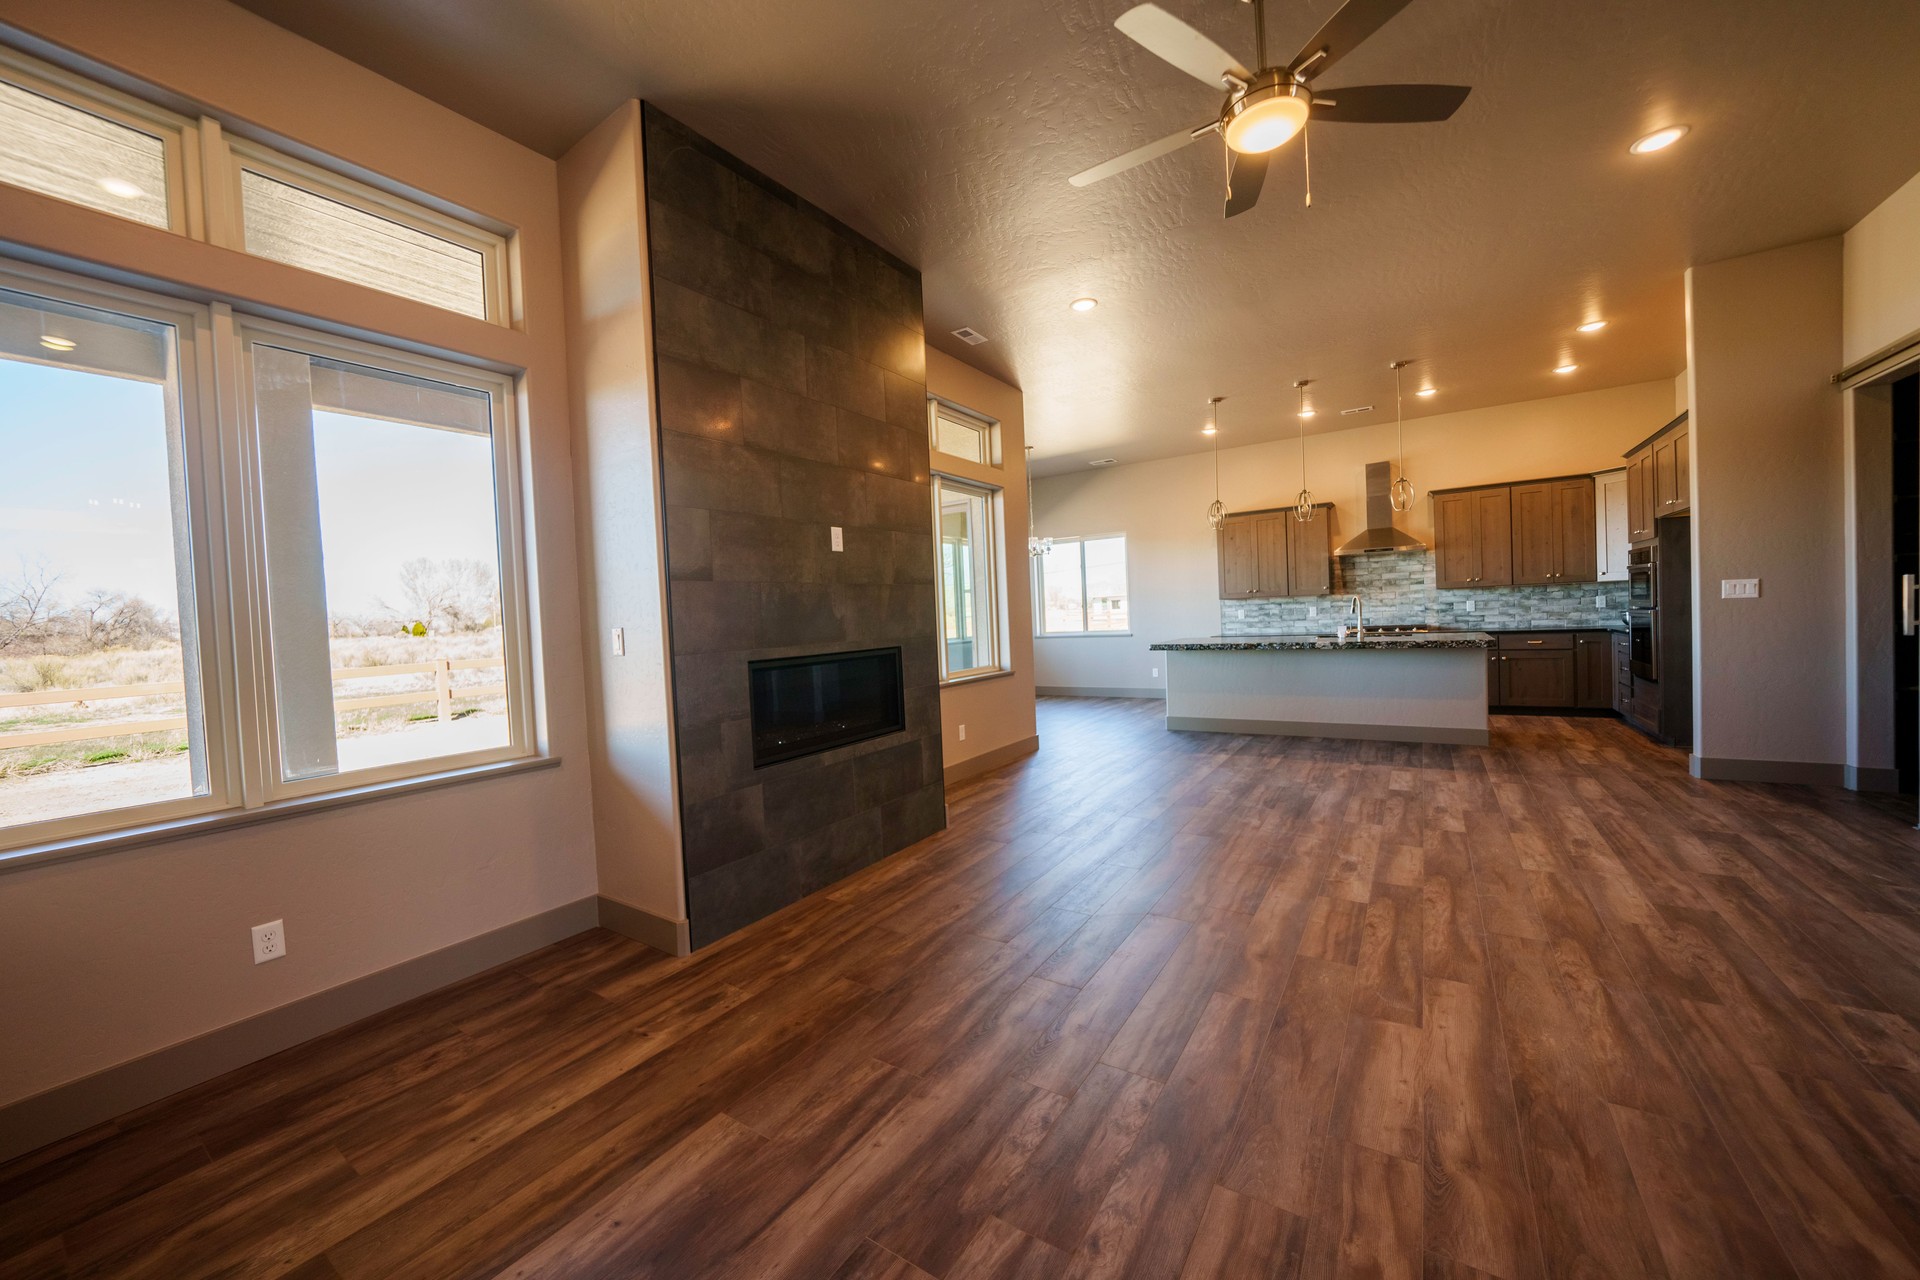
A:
9 696 1920 1278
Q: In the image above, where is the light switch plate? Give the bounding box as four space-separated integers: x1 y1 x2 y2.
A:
1307 606 1316 618
1595 595 1607 608
610 627 625 656
1721 578 1761 599
1463 600 1475 612
1151 666 1160 678
830 526 844 552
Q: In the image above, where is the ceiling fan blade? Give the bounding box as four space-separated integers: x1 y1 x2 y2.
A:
1069 126 1209 187
1310 84 1470 123
1287 0 1417 80
1114 3 1250 89
1224 149 1269 218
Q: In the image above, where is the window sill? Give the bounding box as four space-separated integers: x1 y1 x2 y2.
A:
0 753 562 875
1036 631 1135 639
940 669 1016 688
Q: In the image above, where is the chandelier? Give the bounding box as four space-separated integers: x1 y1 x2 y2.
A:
1205 396 1226 530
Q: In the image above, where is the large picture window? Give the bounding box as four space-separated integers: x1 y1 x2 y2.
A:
933 475 1003 681
1037 535 1130 635
0 261 533 855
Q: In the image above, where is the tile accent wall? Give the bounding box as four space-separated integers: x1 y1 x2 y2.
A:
646 106 944 947
1220 550 1631 634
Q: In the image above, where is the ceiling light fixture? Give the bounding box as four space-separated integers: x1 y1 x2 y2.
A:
1389 360 1415 512
1555 363 1579 374
1223 78 1311 155
1293 380 1316 522
1025 446 1053 559
1206 397 1227 530
1577 319 1608 332
97 177 145 200
1088 457 1118 466
1340 405 1374 416
1416 386 1437 397
39 335 76 352
1070 297 1098 313
1629 125 1689 155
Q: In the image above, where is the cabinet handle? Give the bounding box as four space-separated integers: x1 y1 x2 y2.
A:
1526 639 1543 645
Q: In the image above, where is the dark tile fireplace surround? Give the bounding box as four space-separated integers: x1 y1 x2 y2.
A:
646 106 946 947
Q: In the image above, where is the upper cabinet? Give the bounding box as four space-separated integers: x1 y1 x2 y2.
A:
1436 477 1597 589
1625 412 1688 542
1215 506 1334 599
1595 469 1629 581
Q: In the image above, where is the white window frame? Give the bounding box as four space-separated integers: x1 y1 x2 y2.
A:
221 137 511 325
0 262 234 849
1035 534 1133 637
929 397 1000 468
0 46 202 236
227 317 535 800
0 254 539 858
931 473 1006 683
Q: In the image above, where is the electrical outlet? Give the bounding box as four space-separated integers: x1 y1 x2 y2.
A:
1151 666 1160 678
1307 606 1316 618
957 724 967 741
1721 578 1760 599
251 920 285 965
830 526 844 552
1463 600 1475 612
610 626 625 657
1595 595 1607 608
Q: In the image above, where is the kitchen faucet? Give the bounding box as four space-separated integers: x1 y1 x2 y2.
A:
1348 595 1363 636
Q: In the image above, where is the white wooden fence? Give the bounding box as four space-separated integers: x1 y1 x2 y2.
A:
0 658 505 750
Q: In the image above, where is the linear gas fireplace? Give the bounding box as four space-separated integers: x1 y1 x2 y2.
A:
748 647 906 768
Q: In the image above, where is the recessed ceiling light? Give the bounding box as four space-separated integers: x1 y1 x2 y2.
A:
1416 387 1437 397
1554 363 1579 374
1577 319 1608 333
1629 125 1689 155
97 177 145 200
39 335 76 352
1069 297 1098 313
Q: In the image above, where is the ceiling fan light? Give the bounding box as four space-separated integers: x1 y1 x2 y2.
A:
1223 85 1310 154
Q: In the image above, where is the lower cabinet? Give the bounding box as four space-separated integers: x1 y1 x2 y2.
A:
1489 630 1618 710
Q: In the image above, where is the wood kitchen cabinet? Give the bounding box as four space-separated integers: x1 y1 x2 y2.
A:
1625 412 1688 541
1216 506 1333 599
1509 477 1597 585
1575 632 1613 709
1495 632 1576 707
1433 485 1513 589
1653 427 1689 515
1626 450 1655 542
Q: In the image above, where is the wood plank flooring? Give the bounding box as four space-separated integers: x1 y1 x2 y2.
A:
9 696 1920 1278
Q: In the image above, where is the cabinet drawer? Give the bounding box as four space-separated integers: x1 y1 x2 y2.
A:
1498 632 1573 650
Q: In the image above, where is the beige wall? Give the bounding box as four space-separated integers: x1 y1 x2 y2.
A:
1686 237 1847 775
558 103 686 936
928 349 1038 776
0 1 598 1106
1032 380 1677 694
1844 169 1920 366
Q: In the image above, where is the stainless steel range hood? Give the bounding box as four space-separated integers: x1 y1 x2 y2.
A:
1333 461 1426 556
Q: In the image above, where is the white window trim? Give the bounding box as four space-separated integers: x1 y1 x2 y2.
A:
929 396 1001 469
227 316 535 801
0 255 540 858
932 472 1007 683
1035 533 1134 637
219 136 512 326
0 45 203 237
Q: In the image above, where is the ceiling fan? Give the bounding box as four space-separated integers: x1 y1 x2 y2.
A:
1069 0 1470 216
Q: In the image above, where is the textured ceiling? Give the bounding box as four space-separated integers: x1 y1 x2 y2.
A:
230 0 1920 473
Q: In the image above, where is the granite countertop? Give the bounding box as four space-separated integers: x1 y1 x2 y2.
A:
1487 624 1627 633
1150 633 1495 652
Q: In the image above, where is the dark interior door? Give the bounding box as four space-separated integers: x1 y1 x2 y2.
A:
1897 374 1918 794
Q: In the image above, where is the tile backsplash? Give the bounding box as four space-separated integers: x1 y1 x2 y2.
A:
1219 550 1630 634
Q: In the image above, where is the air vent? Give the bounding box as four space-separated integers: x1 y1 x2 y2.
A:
1087 457 1118 467
951 326 988 345
1341 405 1375 416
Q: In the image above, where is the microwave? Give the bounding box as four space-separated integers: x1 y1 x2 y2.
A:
1627 546 1656 611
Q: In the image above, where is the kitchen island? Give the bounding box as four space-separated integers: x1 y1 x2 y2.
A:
1148 632 1496 745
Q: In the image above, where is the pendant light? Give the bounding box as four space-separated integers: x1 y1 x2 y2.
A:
1389 360 1415 512
1024 445 1053 558
1204 396 1227 530
1293 380 1316 522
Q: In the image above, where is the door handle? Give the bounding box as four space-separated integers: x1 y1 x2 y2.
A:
1905 573 1917 638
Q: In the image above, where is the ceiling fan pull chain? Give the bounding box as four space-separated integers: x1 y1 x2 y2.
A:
1303 124 1313 208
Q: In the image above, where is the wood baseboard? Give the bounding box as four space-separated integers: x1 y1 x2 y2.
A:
942 734 1039 788
1690 755 1846 786
0 896 599 1165
598 895 691 956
